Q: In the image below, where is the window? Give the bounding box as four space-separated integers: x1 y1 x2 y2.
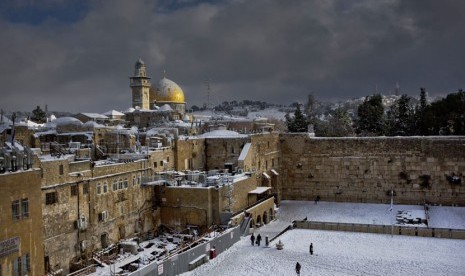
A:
83 183 89 194
103 182 108 193
22 253 30 274
45 192 57 205
97 183 102 195
132 176 136 187
21 199 29 219
118 179 123 190
59 164 64 175
272 158 275 168
13 253 29 276
14 256 21 276
71 184 78 196
154 162 157 168
113 180 117 191
12 200 20 220
137 175 141 185
124 178 128 189
159 161 163 167
167 157 169 162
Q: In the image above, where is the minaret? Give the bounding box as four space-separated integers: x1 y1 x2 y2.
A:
130 58 151 110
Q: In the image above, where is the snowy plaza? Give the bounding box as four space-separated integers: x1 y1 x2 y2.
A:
182 201 465 276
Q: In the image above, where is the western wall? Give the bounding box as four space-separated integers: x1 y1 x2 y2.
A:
279 135 465 205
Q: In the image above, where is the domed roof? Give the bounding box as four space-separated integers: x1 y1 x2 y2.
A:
53 117 83 126
154 78 185 104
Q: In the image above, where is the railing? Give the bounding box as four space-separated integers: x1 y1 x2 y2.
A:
293 220 465 239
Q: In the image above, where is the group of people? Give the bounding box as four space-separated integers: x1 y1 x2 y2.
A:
250 233 314 275
295 243 314 275
250 233 262 246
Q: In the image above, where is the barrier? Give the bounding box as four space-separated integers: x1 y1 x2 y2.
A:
293 221 465 240
128 226 241 276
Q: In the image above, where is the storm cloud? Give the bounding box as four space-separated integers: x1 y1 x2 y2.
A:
1 0 464 113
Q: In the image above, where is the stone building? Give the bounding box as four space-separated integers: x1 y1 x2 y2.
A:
0 168 44 276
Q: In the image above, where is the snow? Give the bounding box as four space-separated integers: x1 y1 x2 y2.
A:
182 229 465 276
182 201 465 276
238 142 251 161
248 187 271 194
200 129 248 138
53 116 83 126
103 110 124 116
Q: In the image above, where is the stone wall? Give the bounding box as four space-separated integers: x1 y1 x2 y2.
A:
205 137 249 171
175 138 206 171
0 170 44 276
280 135 465 205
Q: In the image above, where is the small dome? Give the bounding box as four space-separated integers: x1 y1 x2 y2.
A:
154 78 185 104
53 117 83 126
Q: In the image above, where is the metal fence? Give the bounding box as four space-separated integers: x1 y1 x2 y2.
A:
293 221 465 239
129 226 241 276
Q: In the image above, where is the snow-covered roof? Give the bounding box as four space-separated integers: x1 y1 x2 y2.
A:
83 121 104 128
262 172 271 179
103 110 125 116
124 107 136 113
158 104 173 112
200 129 248 139
53 117 83 126
78 113 108 119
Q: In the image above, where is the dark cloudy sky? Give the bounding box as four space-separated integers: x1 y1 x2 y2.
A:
1 0 464 113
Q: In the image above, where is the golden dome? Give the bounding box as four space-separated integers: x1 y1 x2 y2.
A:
153 78 185 103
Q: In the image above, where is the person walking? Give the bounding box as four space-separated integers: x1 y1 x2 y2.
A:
256 233 262 246
295 262 301 275
309 243 313 255
250 233 255 246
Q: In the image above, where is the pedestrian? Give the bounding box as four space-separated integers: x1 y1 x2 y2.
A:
309 243 313 255
256 233 262 246
250 233 255 246
295 262 301 275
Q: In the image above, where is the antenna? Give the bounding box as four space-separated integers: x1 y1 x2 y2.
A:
395 82 400 96
205 79 211 111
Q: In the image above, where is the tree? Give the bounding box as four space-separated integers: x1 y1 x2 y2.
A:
314 108 355 137
355 94 385 136
31 105 46 123
304 94 317 125
385 94 414 136
286 105 308 132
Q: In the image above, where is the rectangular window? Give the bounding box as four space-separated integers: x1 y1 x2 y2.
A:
83 183 89 194
132 176 136 187
167 157 169 162
118 179 123 190
124 178 128 189
103 183 108 193
154 162 157 168
45 192 57 205
59 164 64 175
71 184 78 196
21 198 29 219
113 180 117 191
159 161 163 167
22 253 30 274
13 256 20 276
97 183 102 195
12 200 20 220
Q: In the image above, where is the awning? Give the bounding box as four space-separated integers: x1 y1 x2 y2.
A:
262 172 271 179
271 169 279 176
248 186 271 194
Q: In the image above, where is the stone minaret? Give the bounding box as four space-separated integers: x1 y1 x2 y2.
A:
130 58 151 110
